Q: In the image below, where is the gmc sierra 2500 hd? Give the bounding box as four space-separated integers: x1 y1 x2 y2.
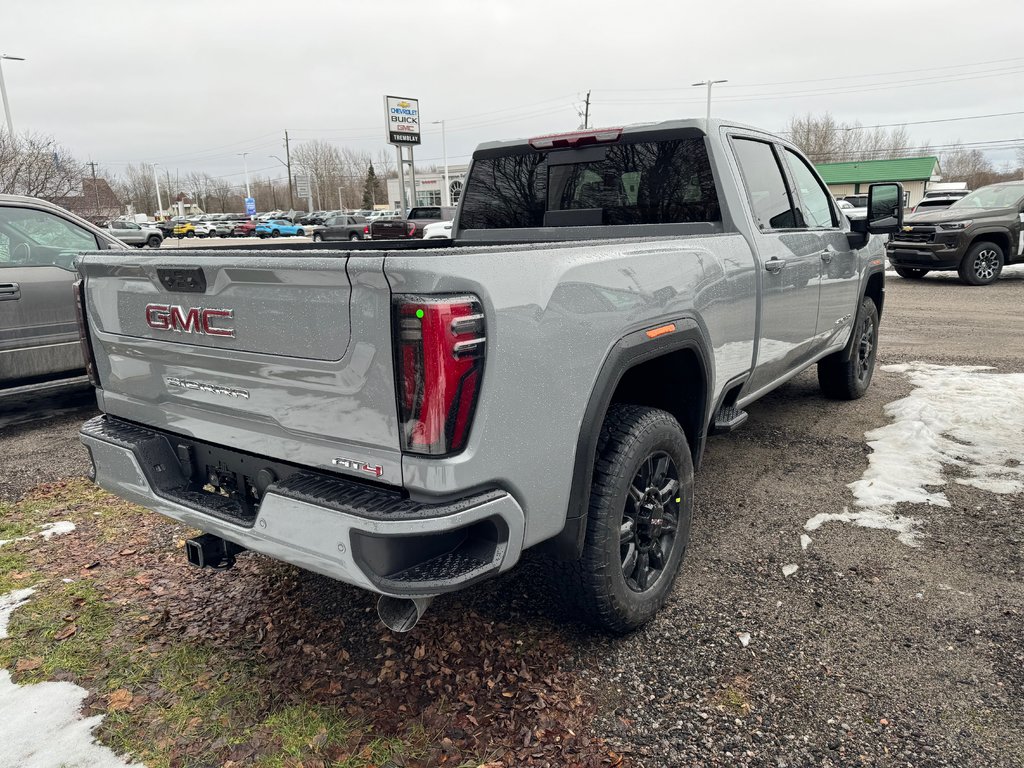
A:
76 120 903 634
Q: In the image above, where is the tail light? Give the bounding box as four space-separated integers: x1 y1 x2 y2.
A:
73 279 101 388
363 225 369 236
393 295 485 455
407 222 418 237
529 127 623 149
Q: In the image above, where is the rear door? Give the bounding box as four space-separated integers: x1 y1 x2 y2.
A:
730 136 823 394
0 204 101 383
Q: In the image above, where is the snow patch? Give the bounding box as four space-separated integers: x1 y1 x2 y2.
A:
0 521 76 548
0 588 36 640
737 632 751 648
799 534 812 551
0 670 145 768
808 362 1024 544
781 564 799 577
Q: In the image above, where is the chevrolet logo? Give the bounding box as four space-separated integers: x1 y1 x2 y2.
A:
902 226 913 232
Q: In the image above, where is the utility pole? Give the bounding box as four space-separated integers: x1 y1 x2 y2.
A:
583 90 591 129
432 120 450 206
152 163 163 218
284 130 294 209
0 54 26 138
239 152 251 198
692 79 728 123
87 160 100 220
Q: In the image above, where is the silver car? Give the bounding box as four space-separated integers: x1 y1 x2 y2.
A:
106 219 164 248
0 195 125 388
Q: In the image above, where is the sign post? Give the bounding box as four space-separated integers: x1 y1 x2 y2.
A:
294 173 313 214
244 197 256 217
384 95 420 214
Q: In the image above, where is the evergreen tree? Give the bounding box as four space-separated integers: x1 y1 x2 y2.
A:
362 163 381 209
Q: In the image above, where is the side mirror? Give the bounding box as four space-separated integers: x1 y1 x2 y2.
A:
866 182 904 234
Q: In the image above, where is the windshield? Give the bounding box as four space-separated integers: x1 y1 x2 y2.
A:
952 185 1024 210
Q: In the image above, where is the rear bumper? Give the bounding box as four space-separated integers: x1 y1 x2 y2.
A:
80 415 525 597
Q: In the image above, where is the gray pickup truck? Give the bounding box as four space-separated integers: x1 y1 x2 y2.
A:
106 219 165 249
76 120 903 633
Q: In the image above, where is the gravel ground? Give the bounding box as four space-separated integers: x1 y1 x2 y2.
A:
1 269 1022 766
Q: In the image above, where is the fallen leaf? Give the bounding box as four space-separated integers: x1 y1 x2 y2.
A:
119 549 137 556
15 657 43 672
107 689 133 712
54 624 77 641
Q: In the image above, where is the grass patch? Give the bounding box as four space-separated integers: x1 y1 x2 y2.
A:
0 550 32 594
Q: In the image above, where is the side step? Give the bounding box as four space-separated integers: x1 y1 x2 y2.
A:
711 405 748 434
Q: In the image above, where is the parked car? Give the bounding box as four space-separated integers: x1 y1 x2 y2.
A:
311 215 367 242
0 194 126 389
369 205 458 239
422 220 453 239
837 196 867 220
910 196 961 214
230 220 259 237
193 221 219 238
255 219 307 238
886 181 1024 285
76 120 902 634
173 221 196 238
106 220 164 248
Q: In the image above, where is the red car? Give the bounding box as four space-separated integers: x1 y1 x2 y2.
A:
230 219 258 237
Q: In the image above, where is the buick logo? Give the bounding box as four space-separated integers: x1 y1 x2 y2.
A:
145 304 235 338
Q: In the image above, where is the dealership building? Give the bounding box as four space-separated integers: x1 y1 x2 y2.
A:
386 164 468 210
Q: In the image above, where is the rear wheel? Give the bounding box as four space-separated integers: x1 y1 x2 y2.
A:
958 242 1003 286
349 232 361 241
271 230 280 238
561 404 693 634
894 266 928 279
818 297 879 400
296 229 305 237
186 231 195 238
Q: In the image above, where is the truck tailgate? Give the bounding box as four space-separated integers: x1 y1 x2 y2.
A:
77 252 404 484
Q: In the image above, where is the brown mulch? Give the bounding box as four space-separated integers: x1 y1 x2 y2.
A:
3 479 625 767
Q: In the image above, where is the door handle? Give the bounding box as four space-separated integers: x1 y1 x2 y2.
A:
764 258 786 273
819 249 833 264
0 282 21 301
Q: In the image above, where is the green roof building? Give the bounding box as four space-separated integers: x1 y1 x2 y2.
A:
815 156 941 207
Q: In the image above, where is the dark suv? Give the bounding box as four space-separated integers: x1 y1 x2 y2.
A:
886 181 1024 285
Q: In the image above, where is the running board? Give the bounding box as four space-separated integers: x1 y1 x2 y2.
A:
711 405 748 434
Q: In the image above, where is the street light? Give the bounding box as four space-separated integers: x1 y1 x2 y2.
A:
692 79 728 123
432 119 450 207
0 54 26 137
238 152 251 198
151 163 164 218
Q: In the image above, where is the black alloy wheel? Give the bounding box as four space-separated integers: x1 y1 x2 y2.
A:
621 451 681 593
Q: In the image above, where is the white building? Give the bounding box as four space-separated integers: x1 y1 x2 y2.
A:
387 164 468 210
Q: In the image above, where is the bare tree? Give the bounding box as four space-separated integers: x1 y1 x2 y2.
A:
0 131 84 201
786 113 924 164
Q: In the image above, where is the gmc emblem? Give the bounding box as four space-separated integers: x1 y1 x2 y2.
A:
145 304 235 338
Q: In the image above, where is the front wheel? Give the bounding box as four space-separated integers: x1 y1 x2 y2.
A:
562 404 694 634
894 266 928 279
817 297 879 400
271 230 280 238
312 232 323 243
958 242 1003 286
186 231 195 238
349 232 361 242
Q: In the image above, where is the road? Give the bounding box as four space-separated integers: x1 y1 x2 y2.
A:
1 268 1021 766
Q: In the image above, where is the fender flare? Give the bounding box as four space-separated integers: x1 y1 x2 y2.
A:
540 317 714 559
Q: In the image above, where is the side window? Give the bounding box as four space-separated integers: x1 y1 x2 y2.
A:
732 138 798 230
782 148 836 228
0 206 99 267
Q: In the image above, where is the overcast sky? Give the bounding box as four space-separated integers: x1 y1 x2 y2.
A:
4 0 1023 193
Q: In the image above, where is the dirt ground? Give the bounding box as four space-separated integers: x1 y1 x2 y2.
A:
1 268 1022 767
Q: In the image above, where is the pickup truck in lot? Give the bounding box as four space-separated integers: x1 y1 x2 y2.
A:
369 205 457 240
886 181 1024 285
75 120 902 633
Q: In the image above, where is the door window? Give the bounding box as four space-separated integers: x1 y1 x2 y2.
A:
782 149 836 228
731 138 797 230
0 206 100 268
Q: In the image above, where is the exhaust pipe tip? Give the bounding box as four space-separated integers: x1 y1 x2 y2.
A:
377 595 433 633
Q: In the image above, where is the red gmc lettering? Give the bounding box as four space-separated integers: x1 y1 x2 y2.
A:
145 304 235 338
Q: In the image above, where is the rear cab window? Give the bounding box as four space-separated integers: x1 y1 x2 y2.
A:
458 131 721 233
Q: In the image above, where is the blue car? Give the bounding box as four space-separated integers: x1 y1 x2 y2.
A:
254 219 306 238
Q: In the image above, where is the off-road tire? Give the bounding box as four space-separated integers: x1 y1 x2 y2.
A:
958 241 1003 286
560 404 694 634
894 267 928 279
818 297 879 400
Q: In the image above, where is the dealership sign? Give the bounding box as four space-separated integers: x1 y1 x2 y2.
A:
385 95 420 145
